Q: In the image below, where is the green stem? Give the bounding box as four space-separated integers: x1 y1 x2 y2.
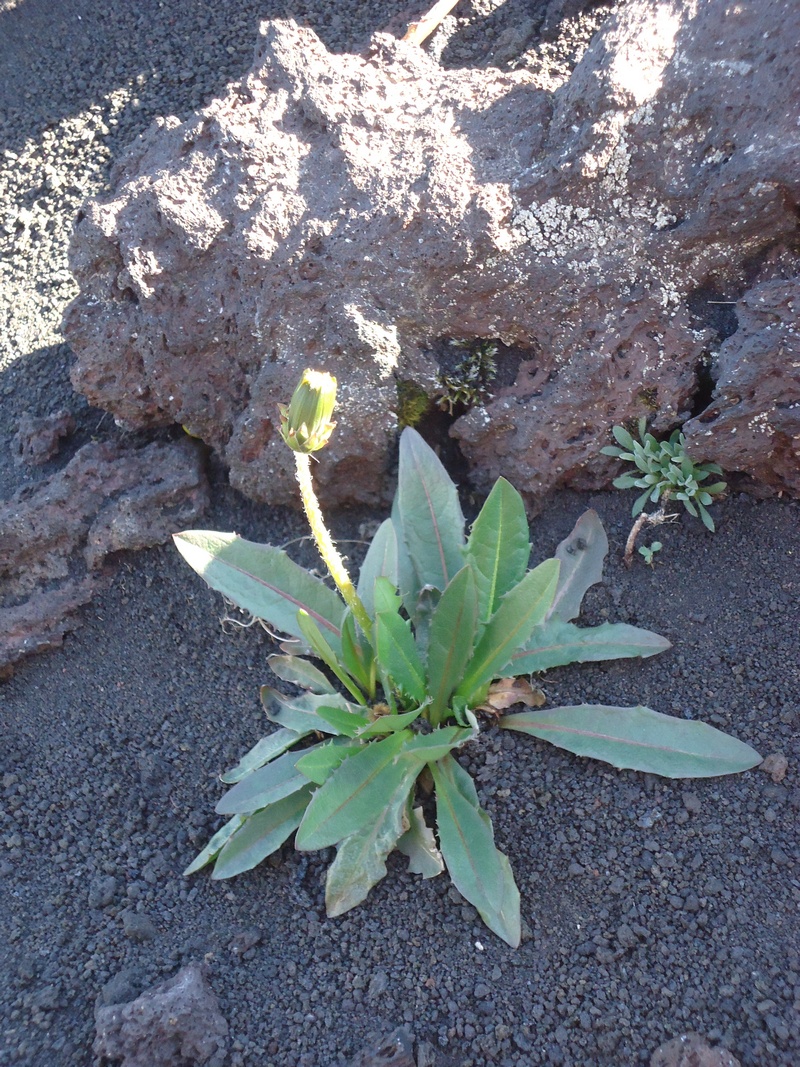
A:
295 452 373 638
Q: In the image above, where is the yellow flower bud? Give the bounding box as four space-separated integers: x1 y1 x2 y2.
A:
279 369 337 453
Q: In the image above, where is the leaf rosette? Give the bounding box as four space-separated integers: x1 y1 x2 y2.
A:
174 381 760 947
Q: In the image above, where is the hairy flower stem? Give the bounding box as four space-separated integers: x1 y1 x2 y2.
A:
294 452 373 637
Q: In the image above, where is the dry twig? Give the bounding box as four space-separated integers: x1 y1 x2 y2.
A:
403 0 462 45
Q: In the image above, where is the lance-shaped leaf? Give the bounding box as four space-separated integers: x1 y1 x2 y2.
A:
216 747 311 815
373 577 426 704
390 494 417 621
173 532 345 650
403 725 475 764
183 815 245 876
397 806 444 878
357 519 398 618
324 773 417 916
296 738 362 784
456 558 560 703
426 565 479 722
509 620 671 674
296 726 472 852
268 655 336 695
211 788 313 879
500 704 763 778
340 612 374 693
409 584 440 661
296 730 413 850
358 706 424 738
221 727 307 784
431 754 520 948
315 704 371 737
465 477 531 624
394 428 465 599
547 510 608 623
261 686 349 735
297 610 365 704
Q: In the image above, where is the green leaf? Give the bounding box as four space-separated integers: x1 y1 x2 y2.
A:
216 748 310 815
456 558 560 703
356 519 398 618
211 788 313 879
500 704 763 778
509 620 671 673
697 500 716 531
431 754 520 948
296 726 473 853
267 654 336 695
632 487 651 516
373 577 427 704
261 686 347 735
390 494 417 621
173 532 346 650
402 725 475 764
340 612 374 693
465 478 531 624
220 727 307 784
358 706 424 737
324 774 417 916
426 565 479 721
295 738 362 784
296 730 414 850
408 585 441 661
315 703 371 737
397 806 444 878
297 610 365 704
183 815 245 875
612 425 635 450
547 510 608 623
394 428 465 599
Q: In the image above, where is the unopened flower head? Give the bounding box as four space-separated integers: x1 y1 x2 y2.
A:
279 369 337 453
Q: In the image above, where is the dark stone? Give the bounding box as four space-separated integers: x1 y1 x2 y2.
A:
94 962 228 1067
650 1032 741 1067
12 410 75 466
347 1027 415 1067
121 910 159 942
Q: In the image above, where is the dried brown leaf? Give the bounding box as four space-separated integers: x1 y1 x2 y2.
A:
477 677 545 715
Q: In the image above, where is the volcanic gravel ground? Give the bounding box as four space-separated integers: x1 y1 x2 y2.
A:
1 1 798 1065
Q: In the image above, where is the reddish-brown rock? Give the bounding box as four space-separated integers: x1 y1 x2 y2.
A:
94 962 228 1067
63 1 800 510
650 1032 741 1067
0 438 208 675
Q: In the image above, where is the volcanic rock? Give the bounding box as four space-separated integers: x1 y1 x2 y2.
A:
347 1026 416 1067
11 410 75 466
93 962 228 1067
63 1 800 510
0 437 208 674
650 1032 741 1067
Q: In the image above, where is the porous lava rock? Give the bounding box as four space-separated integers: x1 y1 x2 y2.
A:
0 437 208 674
347 1026 416 1067
11 410 75 466
650 1031 742 1067
93 962 228 1067
63 0 800 510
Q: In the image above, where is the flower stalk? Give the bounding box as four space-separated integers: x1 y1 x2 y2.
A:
282 370 373 637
